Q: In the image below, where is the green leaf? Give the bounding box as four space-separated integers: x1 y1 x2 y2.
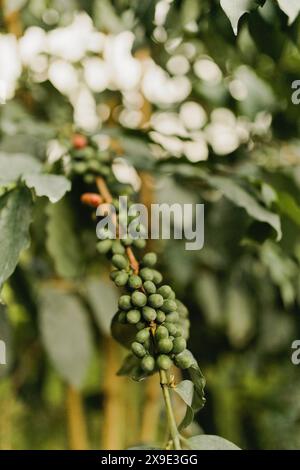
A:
187 434 241 450
23 174 71 203
111 312 137 349
220 0 253 35
46 198 84 278
84 278 118 336
39 288 93 389
0 153 41 187
277 0 300 25
0 303 12 377
276 191 300 226
0 188 33 287
174 357 206 430
117 353 152 381
127 445 161 450
208 176 282 241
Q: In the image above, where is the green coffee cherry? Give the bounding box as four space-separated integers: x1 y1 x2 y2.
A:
97 239 112 254
117 311 127 324
73 162 88 174
136 321 147 331
155 325 169 340
112 241 125 255
175 350 194 369
157 285 172 299
114 272 129 287
131 291 147 307
143 281 156 294
173 325 183 337
168 290 176 300
161 299 177 313
148 294 164 309
176 300 189 318
131 342 146 358
128 275 143 289
157 338 173 354
112 254 128 270
157 355 172 370
118 295 132 311
133 238 146 249
142 306 157 322
164 322 178 336
166 311 179 323
122 236 133 246
136 328 150 344
140 268 154 281
142 252 157 267
126 309 141 324
156 310 166 324
141 355 155 372
152 270 163 284
110 270 119 281
172 337 187 354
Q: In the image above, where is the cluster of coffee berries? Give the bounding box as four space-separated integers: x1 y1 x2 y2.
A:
110 251 193 374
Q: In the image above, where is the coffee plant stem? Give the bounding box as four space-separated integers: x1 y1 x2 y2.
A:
159 370 181 450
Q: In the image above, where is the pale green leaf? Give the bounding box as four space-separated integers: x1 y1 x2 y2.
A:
85 278 118 336
220 0 253 34
23 174 71 203
39 288 93 389
187 434 241 450
46 198 84 278
277 0 300 25
0 153 41 187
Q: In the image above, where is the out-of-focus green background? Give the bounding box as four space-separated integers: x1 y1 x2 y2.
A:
1 0 300 450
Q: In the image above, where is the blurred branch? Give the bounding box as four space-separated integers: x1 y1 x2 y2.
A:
66 386 89 450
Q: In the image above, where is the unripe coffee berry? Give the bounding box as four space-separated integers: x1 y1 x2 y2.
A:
155 325 169 340
122 236 133 246
157 355 172 370
157 338 173 354
166 311 179 323
114 272 129 287
131 291 147 307
142 252 157 267
141 355 155 372
133 238 146 249
136 328 150 344
118 295 132 311
157 285 172 299
110 270 119 281
131 342 146 358
175 350 194 369
164 322 178 336
152 270 163 285
143 281 156 294
117 311 127 324
112 241 125 255
140 268 154 281
156 310 166 324
161 299 177 313
126 309 141 324
142 306 157 322
112 254 128 270
128 275 142 289
97 239 112 254
136 321 147 331
148 294 164 309
172 337 187 354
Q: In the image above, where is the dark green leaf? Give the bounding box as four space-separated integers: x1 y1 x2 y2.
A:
0 188 33 287
111 312 137 349
117 353 152 381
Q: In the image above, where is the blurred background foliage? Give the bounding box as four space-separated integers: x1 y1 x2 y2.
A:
1 0 300 450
